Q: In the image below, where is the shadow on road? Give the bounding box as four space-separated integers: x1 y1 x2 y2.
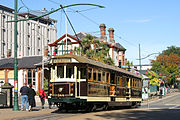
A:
95 109 180 120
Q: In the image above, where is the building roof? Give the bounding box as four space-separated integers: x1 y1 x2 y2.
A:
18 12 57 24
48 33 81 47
115 43 125 50
0 56 42 69
0 5 56 24
75 32 126 51
75 32 98 40
0 5 14 13
52 54 141 79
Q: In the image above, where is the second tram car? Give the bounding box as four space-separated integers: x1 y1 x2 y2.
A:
48 54 142 111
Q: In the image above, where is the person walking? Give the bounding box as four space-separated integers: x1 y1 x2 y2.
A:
27 84 36 111
20 83 29 111
39 89 46 109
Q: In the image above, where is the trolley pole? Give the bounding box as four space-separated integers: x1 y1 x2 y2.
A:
13 0 19 111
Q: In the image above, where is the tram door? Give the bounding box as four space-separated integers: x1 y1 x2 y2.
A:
76 67 86 98
126 77 131 99
110 73 116 101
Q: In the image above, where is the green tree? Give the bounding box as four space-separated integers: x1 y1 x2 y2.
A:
162 46 180 57
78 34 114 65
151 53 180 85
146 71 159 86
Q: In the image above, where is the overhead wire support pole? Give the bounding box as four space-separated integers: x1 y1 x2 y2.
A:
139 44 142 75
13 0 19 111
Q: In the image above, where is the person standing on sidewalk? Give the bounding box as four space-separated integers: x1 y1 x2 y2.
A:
27 84 36 111
39 89 46 109
20 83 29 111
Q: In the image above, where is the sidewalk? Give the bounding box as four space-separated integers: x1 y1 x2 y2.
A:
142 89 179 105
0 96 55 120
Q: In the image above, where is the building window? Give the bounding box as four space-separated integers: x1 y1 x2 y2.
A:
28 70 32 85
33 70 35 86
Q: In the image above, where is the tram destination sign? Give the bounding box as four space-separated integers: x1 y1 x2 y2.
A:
53 58 71 63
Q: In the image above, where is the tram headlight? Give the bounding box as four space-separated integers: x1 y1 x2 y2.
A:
58 88 63 93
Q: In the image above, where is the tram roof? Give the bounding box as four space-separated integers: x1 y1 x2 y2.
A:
52 54 142 79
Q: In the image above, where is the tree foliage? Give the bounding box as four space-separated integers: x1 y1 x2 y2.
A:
146 71 159 86
151 46 180 85
74 34 114 65
161 46 180 57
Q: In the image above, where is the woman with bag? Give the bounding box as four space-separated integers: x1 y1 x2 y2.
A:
27 84 36 111
39 89 46 109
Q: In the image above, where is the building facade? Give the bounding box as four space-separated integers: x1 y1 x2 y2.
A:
0 56 48 93
49 24 126 67
0 5 57 58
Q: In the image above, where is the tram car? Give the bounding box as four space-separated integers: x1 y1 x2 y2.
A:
48 54 142 111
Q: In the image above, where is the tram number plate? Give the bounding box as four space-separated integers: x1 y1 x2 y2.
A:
58 94 65 97
53 59 71 63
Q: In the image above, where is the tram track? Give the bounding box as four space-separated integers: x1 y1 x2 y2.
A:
11 111 78 120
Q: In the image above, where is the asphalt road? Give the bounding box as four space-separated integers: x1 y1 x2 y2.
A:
10 92 180 120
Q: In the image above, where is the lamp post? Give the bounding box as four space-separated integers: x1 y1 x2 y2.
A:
13 0 19 111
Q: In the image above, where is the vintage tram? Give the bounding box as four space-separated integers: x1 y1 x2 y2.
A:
48 54 142 111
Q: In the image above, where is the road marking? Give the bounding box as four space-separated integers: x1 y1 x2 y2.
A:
169 105 180 109
165 104 180 106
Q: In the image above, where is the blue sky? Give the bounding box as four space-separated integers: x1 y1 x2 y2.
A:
1 0 180 65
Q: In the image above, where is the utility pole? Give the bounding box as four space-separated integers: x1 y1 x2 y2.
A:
139 44 142 74
13 0 19 111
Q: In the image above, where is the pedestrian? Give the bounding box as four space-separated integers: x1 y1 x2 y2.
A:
27 84 36 111
20 83 29 111
39 89 46 109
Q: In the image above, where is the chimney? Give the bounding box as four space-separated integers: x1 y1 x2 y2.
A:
44 46 48 57
99 24 107 42
108 28 115 43
7 49 11 58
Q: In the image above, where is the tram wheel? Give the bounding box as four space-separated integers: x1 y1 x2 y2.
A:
91 104 97 112
102 104 108 110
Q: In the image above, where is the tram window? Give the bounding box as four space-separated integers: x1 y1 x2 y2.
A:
98 70 101 81
57 66 64 78
88 68 92 80
120 77 122 86
102 72 105 82
110 73 115 84
93 69 97 81
116 76 120 85
80 67 86 79
106 73 110 83
66 66 74 78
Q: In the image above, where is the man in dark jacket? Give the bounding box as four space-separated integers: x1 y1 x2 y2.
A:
20 83 29 111
27 84 36 111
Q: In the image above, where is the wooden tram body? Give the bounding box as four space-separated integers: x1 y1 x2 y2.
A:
48 54 142 111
